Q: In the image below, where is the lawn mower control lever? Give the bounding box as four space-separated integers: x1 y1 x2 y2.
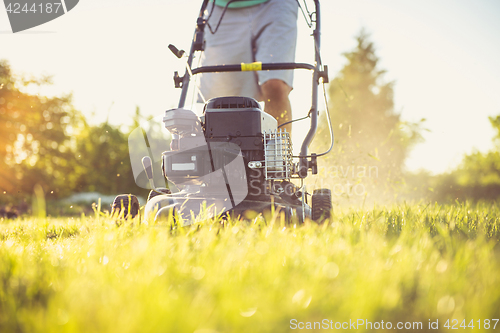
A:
141 156 155 190
168 44 185 59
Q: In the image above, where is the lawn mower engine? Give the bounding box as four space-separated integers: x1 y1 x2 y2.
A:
143 96 310 224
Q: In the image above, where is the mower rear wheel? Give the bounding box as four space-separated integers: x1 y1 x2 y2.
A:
312 189 332 223
148 188 172 201
112 194 140 218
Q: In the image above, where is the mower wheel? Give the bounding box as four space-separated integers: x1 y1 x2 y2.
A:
312 189 332 223
112 194 140 218
148 188 172 201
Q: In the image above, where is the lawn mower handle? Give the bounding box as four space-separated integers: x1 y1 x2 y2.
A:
189 62 316 74
176 0 323 178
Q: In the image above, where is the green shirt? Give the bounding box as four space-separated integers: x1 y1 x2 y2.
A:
214 0 269 8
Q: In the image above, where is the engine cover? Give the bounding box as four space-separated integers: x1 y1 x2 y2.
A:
202 96 277 137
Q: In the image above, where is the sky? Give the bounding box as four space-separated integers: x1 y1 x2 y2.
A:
1 0 499 174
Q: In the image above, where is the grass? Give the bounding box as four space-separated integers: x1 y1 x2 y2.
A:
1 202 499 332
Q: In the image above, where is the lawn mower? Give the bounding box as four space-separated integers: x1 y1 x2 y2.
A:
112 0 333 225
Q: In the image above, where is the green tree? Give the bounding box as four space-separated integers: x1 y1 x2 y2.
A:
71 116 146 197
0 60 76 203
311 31 422 201
0 60 150 211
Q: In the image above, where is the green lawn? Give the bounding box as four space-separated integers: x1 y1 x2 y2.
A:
1 202 499 332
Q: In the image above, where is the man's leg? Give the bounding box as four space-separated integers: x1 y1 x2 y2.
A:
252 0 298 132
261 79 292 133
200 6 260 101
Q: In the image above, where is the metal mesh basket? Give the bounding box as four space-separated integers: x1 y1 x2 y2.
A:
264 129 293 180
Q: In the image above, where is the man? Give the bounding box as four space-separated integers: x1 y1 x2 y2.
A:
200 0 298 133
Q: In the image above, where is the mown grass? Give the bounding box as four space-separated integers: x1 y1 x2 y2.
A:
1 202 499 332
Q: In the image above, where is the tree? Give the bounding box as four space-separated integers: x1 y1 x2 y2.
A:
311 31 422 201
0 60 77 203
0 60 150 210
70 116 145 197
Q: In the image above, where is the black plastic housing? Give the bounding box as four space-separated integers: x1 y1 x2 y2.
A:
203 96 276 138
